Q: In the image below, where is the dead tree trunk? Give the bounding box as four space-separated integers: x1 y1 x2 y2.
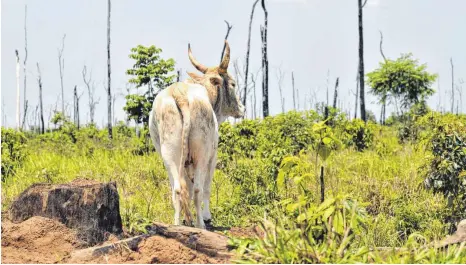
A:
379 30 387 124
456 79 463 114
379 30 387 61
276 67 285 113
220 20 233 63
37 63 44 134
260 0 269 118
243 0 260 109
176 68 182 82
324 70 330 121
22 101 28 130
450 58 454 113
58 34 66 115
252 73 257 119
22 5 28 130
73 86 77 125
15 50 21 130
33 105 38 133
332 77 339 109
83 66 99 125
354 73 359 119
107 0 113 138
358 0 368 122
73 85 79 128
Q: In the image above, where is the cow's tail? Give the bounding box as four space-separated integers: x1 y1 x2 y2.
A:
175 86 192 226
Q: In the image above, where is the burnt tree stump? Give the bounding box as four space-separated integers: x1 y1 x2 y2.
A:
8 178 123 245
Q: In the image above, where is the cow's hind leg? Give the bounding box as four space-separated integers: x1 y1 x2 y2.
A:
182 166 194 227
160 146 183 226
192 165 206 229
190 151 210 229
202 152 216 225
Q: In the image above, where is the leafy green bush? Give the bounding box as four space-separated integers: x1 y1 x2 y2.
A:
337 119 375 151
423 117 466 230
232 195 465 264
1 128 28 180
233 195 372 263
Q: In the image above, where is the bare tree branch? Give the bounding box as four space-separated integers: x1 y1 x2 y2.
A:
362 0 368 8
379 30 387 61
243 0 260 109
379 30 387 124
275 65 286 113
22 4 28 130
83 65 99 125
107 0 113 138
220 20 233 63
456 78 464 114
358 0 367 121
21 100 28 130
58 34 66 114
15 50 21 130
261 0 269 117
332 77 340 109
36 62 44 134
177 68 182 82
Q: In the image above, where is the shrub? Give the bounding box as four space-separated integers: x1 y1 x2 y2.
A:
1 128 28 181
338 119 375 151
233 195 372 264
423 118 466 230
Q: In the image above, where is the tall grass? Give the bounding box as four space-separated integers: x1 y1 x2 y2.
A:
1 110 464 262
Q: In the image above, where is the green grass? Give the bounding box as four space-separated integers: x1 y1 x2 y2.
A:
1 144 173 230
1 110 465 263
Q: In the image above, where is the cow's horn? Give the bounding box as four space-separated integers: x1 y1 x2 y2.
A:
188 43 207 73
219 40 230 71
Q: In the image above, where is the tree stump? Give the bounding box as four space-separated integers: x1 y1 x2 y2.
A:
8 178 123 245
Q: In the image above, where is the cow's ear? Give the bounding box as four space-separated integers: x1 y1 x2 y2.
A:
209 76 223 87
187 72 203 82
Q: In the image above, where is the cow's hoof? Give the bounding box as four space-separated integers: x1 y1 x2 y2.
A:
204 219 213 229
182 220 194 227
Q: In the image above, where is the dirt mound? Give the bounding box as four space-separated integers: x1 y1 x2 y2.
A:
227 226 264 239
1 216 235 264
1 216 83 264
75 235 229 264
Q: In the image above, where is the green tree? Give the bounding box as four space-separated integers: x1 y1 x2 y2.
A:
367 53 437 117
124 45 176 127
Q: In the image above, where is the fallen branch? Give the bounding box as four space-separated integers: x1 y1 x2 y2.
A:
150 222 232 258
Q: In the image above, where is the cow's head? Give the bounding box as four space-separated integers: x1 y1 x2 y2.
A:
186 41 245 120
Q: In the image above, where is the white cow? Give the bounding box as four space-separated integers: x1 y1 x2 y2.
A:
149 41 244 229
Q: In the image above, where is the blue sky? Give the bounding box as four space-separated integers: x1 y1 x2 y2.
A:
1 0 465 128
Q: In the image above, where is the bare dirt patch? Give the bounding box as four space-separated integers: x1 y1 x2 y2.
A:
1 216 83 264
74 235 229 264
1 216 247 264
226 226 264 239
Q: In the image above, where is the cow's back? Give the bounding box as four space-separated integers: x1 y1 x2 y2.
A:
149 82 217 158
